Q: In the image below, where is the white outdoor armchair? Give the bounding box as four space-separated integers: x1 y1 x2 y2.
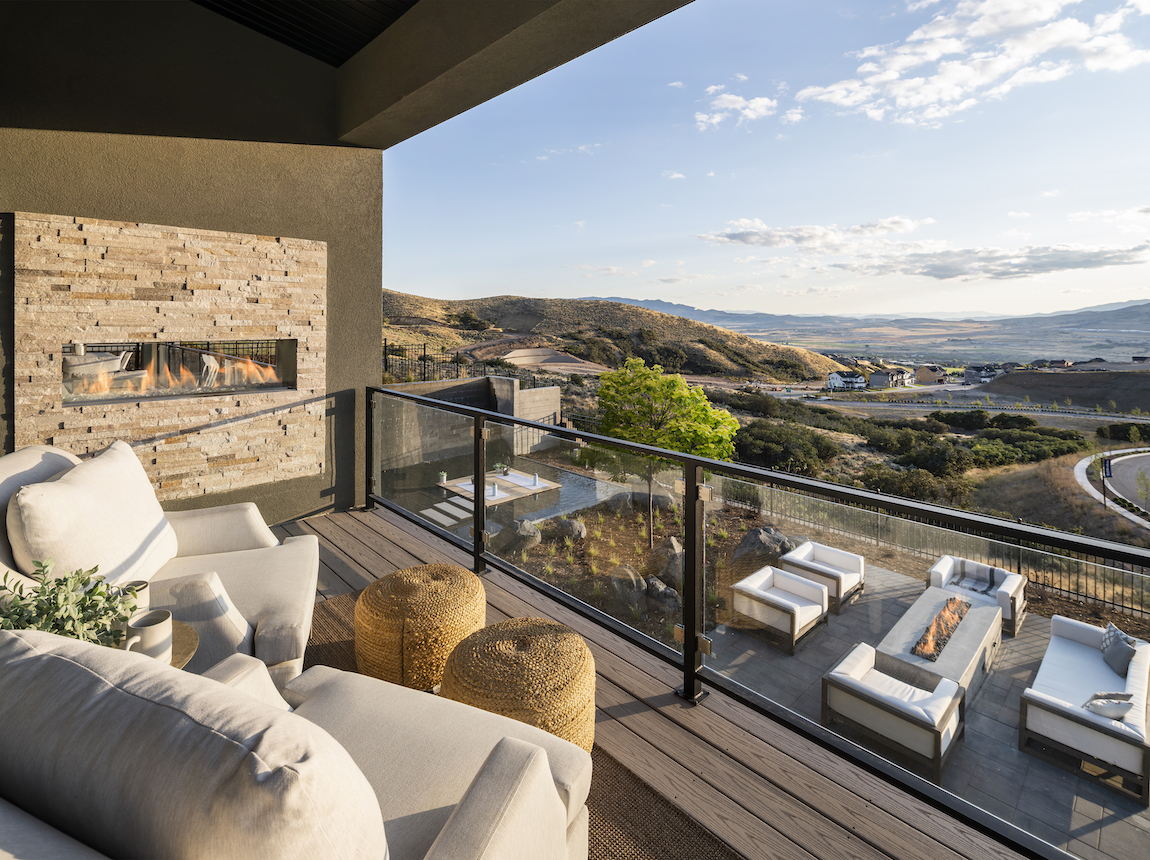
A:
930 555 1027 635
780 540 865 614
731 566 829 655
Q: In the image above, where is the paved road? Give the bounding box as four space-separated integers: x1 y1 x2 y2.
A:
1108 452 1150 507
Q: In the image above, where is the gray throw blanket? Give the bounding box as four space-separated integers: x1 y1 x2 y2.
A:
952 558 1000 595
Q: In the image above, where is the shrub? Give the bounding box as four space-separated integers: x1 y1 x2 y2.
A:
988 413 1037 430
734 420 841 477
928 409 989 430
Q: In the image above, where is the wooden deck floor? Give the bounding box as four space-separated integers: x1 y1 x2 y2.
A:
274 507 1033 860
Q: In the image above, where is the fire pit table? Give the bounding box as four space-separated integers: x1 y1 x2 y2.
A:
878 586 1002 700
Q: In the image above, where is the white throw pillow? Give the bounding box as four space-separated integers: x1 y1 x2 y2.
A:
1084 698 1135 720
6 441 178 585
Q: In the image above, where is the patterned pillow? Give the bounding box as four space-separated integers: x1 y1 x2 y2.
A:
1101 623 1138 678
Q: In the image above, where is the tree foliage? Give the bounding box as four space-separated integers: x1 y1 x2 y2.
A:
598 358 738 461
734 420 841 477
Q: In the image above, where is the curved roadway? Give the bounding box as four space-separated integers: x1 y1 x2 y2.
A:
1108 452 1150 508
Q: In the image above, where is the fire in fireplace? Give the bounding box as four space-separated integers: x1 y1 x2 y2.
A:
62 340 297 405
911 596 970 661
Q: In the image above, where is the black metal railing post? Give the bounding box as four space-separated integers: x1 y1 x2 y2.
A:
472 414 487 575
364 390 375 509
678 463 708 703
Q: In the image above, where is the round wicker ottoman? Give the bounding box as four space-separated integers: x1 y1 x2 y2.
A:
441 617 596 753
354 564 485 690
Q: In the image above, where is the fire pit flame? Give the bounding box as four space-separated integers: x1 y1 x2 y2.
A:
911 596 969 661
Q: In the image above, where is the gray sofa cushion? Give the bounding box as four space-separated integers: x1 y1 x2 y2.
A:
0 630 386 860
6 441 177 585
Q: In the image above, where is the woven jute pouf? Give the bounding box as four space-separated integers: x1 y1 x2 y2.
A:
354 564 485 690
441 617 596 753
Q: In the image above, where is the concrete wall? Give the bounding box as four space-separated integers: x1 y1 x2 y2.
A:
0 129 382 523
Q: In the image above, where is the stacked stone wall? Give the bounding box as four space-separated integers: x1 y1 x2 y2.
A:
13 212 326 500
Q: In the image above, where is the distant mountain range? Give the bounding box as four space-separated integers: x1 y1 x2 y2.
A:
585 297 1150 327
583 297 1150 364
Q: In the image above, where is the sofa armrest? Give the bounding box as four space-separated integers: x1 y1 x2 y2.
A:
813 544 865 576
423 737 568 860
929 556 955 588
202 653 291 711
0 796 110 860
166 503 278 556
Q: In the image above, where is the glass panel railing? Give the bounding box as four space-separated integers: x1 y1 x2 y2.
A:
370 391 478 540
482 419 684 651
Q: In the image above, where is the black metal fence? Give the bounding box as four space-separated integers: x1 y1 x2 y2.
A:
383 340 543 387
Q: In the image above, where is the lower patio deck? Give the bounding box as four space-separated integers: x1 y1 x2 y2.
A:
276 506 1037 860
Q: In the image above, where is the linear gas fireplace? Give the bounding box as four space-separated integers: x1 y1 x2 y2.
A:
62 340 298 405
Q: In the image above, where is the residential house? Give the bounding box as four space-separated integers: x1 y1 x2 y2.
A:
869 368 914 389
915 364 946 385
827 370 867 391
963 364 1004 384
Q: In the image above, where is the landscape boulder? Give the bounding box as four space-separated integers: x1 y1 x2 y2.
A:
730 527 807 576
646 535 684 589
553 517 587 540
631 481 676 512
606 492 633 516
497 518 541 556
645 576 682 615
608 564 647 618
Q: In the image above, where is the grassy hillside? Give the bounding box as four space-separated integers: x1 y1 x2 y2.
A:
381 289 845 381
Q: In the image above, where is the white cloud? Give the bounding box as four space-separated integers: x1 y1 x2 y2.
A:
641 259 657 267
734 255 758 263
1008 211 1032 217
794 0 1150 126
781 107 805 124
695 112 727 130
706 170 716 177
574 221 586 230
668 81 685 88
577 144 602 155
562 264 638 277
697 211 1150 281
696 92 779 130
662 170 686 180
536 156 548 161
705 84 727 95
536 143 603 160
734 73 749 81
1067 205 1150 231
1042 189 1062 197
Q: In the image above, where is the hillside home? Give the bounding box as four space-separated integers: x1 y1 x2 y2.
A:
915 364 946 385
963 364 1004 384
827 370 867 391
869 368 914 389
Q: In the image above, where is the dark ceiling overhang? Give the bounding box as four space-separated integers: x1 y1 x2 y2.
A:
190 0 420 68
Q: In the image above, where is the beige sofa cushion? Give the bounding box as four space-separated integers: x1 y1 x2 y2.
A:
6 441 177 585
0 630 386 860
0 445 83 571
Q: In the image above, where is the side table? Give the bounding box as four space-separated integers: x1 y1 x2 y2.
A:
171 620 199 670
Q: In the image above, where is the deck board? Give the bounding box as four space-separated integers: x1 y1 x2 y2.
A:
294 506 1029 860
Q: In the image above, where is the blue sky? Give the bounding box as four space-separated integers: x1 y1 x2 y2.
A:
383 0 1150 317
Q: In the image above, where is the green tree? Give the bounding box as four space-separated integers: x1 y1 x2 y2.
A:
597 358 738 547
1131 426 1142 445
1138 470 1150 510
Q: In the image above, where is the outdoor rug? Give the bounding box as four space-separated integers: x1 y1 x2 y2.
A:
306 592 744 860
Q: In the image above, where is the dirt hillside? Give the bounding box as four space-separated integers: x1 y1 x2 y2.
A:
982 370 1150 411
381 289 845 381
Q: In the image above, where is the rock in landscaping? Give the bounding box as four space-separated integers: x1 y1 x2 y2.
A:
498 519 541 556
646 535 684 589
645 575 682 614
607 492 633 516
631 482 675 512
729 527 806 576
554 517 587 540
608 564 646 616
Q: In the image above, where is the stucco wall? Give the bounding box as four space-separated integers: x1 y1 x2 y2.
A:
0 128 382 523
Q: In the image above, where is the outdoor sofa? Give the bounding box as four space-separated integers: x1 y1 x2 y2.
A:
0 442 318 688
1019 615 1149 805
822 642 965 783
779 540 865 614
930 555 1027 636
0 629 591 859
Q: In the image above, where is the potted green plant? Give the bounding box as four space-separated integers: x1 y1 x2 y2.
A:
492 462 510 476
0 559 139 647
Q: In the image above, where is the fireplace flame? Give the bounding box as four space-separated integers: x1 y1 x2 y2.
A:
64 350 281 400
911 597 969 661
